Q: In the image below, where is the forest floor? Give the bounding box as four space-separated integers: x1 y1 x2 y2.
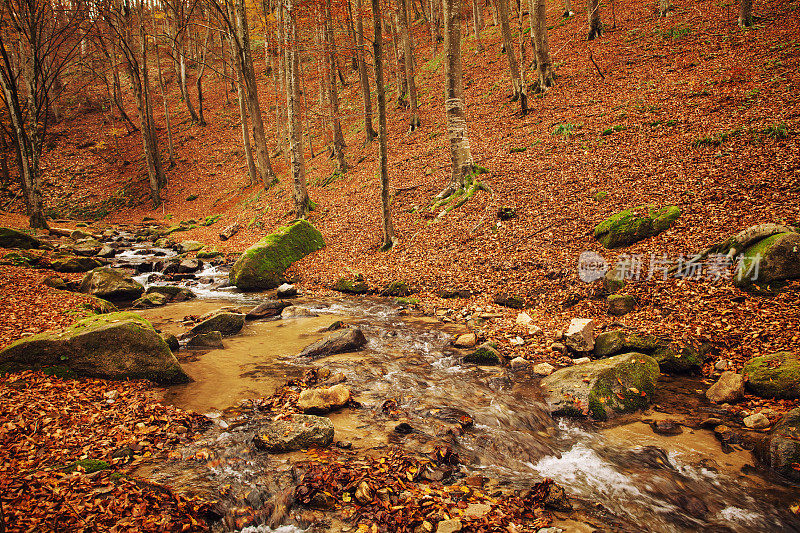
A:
1 0 800 528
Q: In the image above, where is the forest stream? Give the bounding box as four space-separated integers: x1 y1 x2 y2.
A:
112 242 800 533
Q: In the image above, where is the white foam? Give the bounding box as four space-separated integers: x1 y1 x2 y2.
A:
238 525 305 533
718 506 764 525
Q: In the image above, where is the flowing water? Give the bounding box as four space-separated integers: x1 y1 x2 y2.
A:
114 240 800 533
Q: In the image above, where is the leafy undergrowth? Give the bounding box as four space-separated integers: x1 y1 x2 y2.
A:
0 371 212 532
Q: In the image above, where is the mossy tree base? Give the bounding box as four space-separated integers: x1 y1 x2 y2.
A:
431 166 490 218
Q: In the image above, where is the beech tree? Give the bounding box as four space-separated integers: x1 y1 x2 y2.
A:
372 0 396 249
438 0 481 199
163 0 201 123
530 0 554 91
398 0 420 129
355 0 378 143
739 0 753 26
497 0 526 113
323 0 347 172
587 0 602 39
0 0 88 227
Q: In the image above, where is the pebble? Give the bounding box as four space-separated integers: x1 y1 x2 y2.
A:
436 519 462 533
533 362 556 376
715 359 732 371
510 357 530 370
572 357 591 365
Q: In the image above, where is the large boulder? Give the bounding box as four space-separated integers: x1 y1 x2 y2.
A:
743 352 800 399
594 205 680 248
253 414 334 453
464 342 501 365
299 328 367 359
759 408 800 482
734 232 800 288
191 312 245 336
51 255 103 273
146 285 196 302
540 352 660 420
72 238 102 256
131 292 167 309
79 267 144 301
229 220 324 290
0 312 189 384
592 330 703 373
705 371 745 404
0 227 43 249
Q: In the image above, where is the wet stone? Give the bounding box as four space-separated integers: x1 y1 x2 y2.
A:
253 414 334 453
650 419 683 436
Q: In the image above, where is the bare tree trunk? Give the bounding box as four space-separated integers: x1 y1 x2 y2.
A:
170 19 200 123
739 0 753 26
530 0 553 91
356 0 378 143
488 0 499 25
196 27 211 126
283 0 310 217
300 60 315 158
236 0 277 187
155 36 176 168
471 0 484 51
274 1 288 155
440 0 476 197
135 8 163 206
428 0 440 54
324 0 347 172
221 31 231 105
109 47 137 132
399 0 421 129
372 0 396 249
231 38 257 187
658 0 672 16
587 0 602 40
389 13 408 107
498 0 526 113
345 0 359 70
518 0 526 61
0 130 9 188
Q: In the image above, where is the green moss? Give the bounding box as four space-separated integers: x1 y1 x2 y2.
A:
465 343 501 365
594 205 680 248
594 191 609 201
382 281 412 297
743 352 800 398
587 355 660 420
230 220 324 290
61 459 110 474
200 214 222 227
197 247 221 259
334 276 370 294
394 297 419 305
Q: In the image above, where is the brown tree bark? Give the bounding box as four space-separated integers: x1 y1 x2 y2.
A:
398 0 421 129
587 0 602 40
372 0 396 249
155 31 176 168
471 0 485 51
283 0 310 217
739 0 753 26
440 0 477 197
530 0 553 91
324 0 348 172
498 0 526 113
356 0 378 143
196 27 211 126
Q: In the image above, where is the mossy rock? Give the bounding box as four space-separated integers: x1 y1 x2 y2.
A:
594 205 680 248
438 288 472 299
607 294 636 316
230 220 325 290
178 241 204 254
197 247 222 259
541 352 660 420
0 227 43 249
52 255 103 273
2 252 32 266
200 214 222 227
743 352 800 399
760 408 800 482
79 267 144 301
603 264 627 294
146 285 196 302
61 459 110 474
382 281 412 297
132 292 167 309
493 293 525 309
81 297 118 315
191 312 245 336
0 312 190 384
594 191 609 201
334 276 370 294
497 207 517 220
464 342 501 365
734 232 800 289
593 331 702 373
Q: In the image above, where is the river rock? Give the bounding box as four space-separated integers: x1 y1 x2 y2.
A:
281 306 319 319
564 318 595 353
186 331 224 349
607 294 636 316
759 408 800 482
0 226 44 249
650 419 683 435
191 312 245 336
43 275 68 290
299 328 367 359
333 275 370 294
743 352 800 399
744 412 770 429
178 240 204 254
51 255 103 273
298 384 351 414
734 231 800 288
197 247 221 259
162 333 180 352
382 280 412 297
72 238 102 256
131 292 167 309
493 293 524 309
0 312 189 384
79 267 144 301
70 229 93 240
706 371 745 403
435 519 462 533
453 333 477 348
533 362 556 376
230 220 324 290
464 342 501 365
146 285 196 302
177 259 202 273
246 300 290 320
253 414 334 453
276 283 298 298
97 245 116 258
594 205 680 248
541 352 660 420
219 222 241 241
592 330 703 373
